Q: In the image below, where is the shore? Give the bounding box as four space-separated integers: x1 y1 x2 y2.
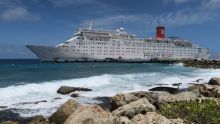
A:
1 60 220 124
1 76 220 124
183 59 220 69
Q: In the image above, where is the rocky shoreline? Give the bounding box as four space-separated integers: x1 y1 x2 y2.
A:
183 59 220 69
1 77 220 124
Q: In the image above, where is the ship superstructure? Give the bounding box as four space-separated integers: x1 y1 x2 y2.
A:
26 26 209 62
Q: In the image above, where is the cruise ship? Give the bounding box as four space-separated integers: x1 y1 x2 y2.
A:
26 26 209 62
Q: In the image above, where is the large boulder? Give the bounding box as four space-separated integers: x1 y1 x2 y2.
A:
27 116 48 124
57 86 92 95
199 84 220 98
64 105 111 124
112 98 155 119
50 99 80 124
208 77 220 85
131 112 184 124
144 91 202 107
111 93 138 111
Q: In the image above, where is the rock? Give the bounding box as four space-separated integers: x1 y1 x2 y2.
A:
112 98 155 119
93 97 112 112
131 91 149 99
57 86 92 95
149 87 179 94
199 84 216 97
199 84 220 98
0 121 19 124
113 116 130 124
64 105 111 124
27 116 48 124
50 99 80 124
0 110 21 123
53 97 61 100
70 93 79 98
98 116 131 124
172 83 182 87
131 112 170 124
145 91 202 107
170 118 184 124
187 84 203 95
111 93 138 111
183 60 220 69
0 106 7 109
208 77 220 85
196 79 204 82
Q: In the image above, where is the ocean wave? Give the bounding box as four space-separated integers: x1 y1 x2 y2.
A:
0 68 220 117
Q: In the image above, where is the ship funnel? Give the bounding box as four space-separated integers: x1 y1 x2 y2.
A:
156 26 165 39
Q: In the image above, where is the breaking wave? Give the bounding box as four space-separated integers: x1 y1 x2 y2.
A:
0 67 220 117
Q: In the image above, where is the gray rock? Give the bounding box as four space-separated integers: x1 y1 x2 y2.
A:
183 59 220 69
111 93 138 111
208 77 220 85
112 98 155 119
131 112 170 124
57 86 92 95
27 115 48 124
170 118 184 124
98 116 131 124
131 112 184 124
64 105 111 124
50 99 80 124
144 91 202 107
70 93 79 98
199 84 220 98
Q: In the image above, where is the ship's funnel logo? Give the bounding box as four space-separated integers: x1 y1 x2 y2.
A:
156 26 165 39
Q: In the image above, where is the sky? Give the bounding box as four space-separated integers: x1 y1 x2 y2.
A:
0 0 220 59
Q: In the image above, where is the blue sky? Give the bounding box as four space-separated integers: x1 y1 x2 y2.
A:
0 0 220 58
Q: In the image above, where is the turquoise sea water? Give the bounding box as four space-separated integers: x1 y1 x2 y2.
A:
0 59 220 117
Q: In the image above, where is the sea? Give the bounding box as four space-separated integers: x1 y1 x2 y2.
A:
0 59 220 117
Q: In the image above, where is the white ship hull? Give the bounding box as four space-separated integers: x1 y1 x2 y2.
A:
26 26 209 62
26 45 152 62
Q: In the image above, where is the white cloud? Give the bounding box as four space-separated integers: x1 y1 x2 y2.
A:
82 14 148 27
158 0 220 26
81 0 220 30
1 7 40 21
201 0 220 11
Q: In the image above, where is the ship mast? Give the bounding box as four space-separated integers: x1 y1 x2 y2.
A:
89 22 95 30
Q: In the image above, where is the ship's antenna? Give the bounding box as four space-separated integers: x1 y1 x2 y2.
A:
89 22 94 30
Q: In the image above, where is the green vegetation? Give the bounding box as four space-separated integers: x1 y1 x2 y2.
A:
158 99 220 124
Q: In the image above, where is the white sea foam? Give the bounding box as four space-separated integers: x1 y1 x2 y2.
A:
0 68 220 117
